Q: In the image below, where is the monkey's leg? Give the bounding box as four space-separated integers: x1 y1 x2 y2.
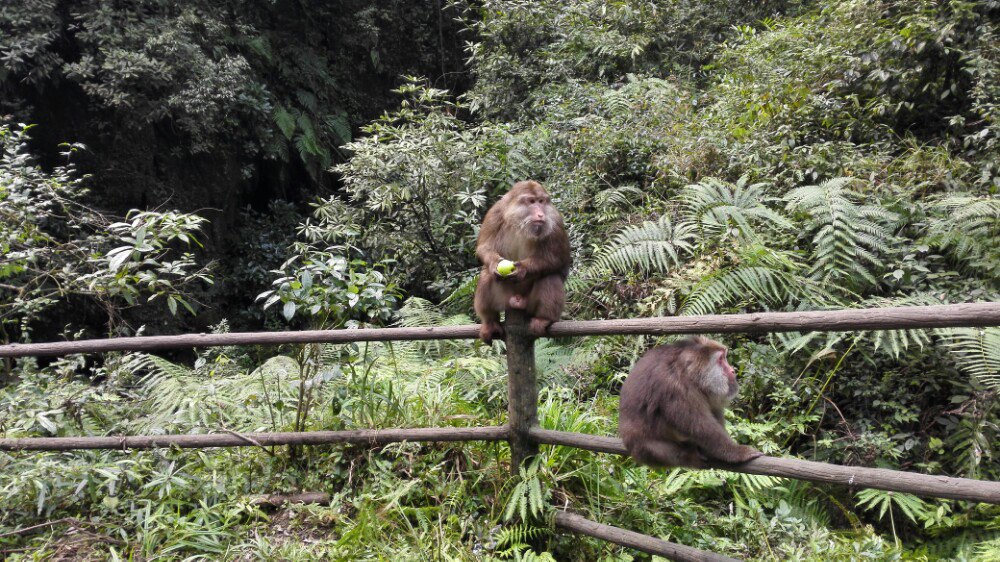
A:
692 423 762 464
525 274 565 336
630 439 704 468
474 274 506 344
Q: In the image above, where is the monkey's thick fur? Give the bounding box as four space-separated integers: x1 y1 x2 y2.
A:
618 337 761 468
473 180 571 344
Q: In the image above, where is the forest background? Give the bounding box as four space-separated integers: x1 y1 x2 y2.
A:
1 0 999 559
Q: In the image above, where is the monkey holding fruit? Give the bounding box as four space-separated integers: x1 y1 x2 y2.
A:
474 180 571 344
618 336 762 468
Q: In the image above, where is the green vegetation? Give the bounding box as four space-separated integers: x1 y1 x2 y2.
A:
2 0 999 559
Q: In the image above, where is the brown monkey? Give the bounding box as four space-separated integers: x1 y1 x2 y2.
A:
474 180 571 344
618 336 761 468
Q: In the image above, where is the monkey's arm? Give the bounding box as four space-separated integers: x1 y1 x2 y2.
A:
475 214 504 270
691 420 760 464
515 230 571 280
659 393 760 464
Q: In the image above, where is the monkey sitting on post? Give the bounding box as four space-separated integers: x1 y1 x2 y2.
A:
618 336 762 468
473 180 571 344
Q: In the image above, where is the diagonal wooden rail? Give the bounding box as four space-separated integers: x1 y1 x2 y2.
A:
553 511 740 562
0 302 997 357
528 428 1000 504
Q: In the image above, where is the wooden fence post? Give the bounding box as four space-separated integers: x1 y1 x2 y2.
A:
505 309 538 473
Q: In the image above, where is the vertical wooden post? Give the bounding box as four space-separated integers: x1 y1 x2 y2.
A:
504 309 538 473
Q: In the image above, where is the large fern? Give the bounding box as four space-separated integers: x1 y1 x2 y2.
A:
681 176 792 242
123 352 301 433
590 184 644 223
680 245 829 315
784 177 897 289
925 193 1000 276
592 215 695 274
396 296 475 358
935 327 1000 390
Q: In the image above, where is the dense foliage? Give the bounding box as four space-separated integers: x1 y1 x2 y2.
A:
2 0 999 559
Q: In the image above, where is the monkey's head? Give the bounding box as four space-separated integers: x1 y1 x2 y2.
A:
503 180 563 239
688 337 739 403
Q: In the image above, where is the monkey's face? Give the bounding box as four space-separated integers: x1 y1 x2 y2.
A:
506 189 560 239
703 350 739 400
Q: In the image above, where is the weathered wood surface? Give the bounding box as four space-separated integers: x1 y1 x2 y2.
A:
250 492 331 507
529 428 1000 504
1 302 997 357
548 302 1000 338
505 310 539 472
553 511 741 562
0 426 510 451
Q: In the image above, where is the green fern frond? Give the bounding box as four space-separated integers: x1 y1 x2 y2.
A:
925 193 1000 274
295 89 319 112
273 106 296 140
769 481 832 527
681 265 820 316
397 297 475 357
398 297 446 328
592 215 695 274
593 184 643 210
441 274 479 308
936 327 1000 390
776 295 941 358
855 488 930 524
974 537 1000 560
493 523 548 557
681 176 792 241
785 177 897 290
503 461 548 523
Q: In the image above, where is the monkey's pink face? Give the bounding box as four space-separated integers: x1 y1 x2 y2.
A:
508 191 557 238
711 350 739 400
718 350 736 385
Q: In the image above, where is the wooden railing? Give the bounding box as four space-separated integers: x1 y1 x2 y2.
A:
1 302 999 561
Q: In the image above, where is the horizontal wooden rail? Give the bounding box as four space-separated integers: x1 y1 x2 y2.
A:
529 428 1000 504
0 426 509 451
1 302 997 358
553 511 740 562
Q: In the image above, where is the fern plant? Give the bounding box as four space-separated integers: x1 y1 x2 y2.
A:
936 327 1000 390
784 177 898 290
681 176 792 243
590 184 645 223
503 459 549 523
492 524 553 561
680 245 829 315
591 215 695 275
855 489 931 546
776 295 939 359
925 193 1000 276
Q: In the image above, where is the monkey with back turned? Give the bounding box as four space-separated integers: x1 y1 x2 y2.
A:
618 336 762 468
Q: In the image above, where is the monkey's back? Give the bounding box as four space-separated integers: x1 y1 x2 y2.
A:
618 344 694 445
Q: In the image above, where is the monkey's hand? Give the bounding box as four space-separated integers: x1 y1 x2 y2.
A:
497 262 527 283
713 445 762 464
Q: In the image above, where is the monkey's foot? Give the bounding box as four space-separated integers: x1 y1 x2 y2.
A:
480 321 504 345
508 294 527 310
528 317 553 336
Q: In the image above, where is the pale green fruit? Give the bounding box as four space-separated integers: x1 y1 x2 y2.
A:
496 259 516 276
